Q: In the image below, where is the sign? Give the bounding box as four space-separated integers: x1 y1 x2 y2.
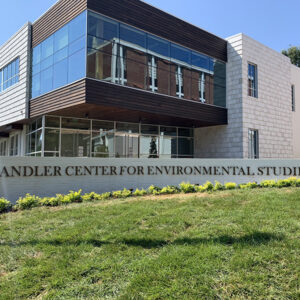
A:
1 157 300 203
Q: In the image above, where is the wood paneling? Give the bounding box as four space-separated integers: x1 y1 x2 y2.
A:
86 79 227 126
30 78 227 127
32 0 87 47
87 0 227 61
30 79 86 118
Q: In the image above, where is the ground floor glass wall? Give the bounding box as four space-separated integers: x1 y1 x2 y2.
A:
26 116 194 158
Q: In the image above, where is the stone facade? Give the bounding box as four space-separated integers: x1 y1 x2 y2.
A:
195 33 295 159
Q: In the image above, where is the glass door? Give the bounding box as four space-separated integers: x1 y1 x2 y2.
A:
61 129 91 157
115 133 139 158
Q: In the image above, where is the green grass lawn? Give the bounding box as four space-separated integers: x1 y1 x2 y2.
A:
0 188 300 299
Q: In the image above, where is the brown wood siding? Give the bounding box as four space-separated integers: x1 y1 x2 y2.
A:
32 0 87 47
87 0 227 62
30 79 86 118
86 78 227 126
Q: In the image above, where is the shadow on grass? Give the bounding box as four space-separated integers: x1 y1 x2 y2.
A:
1 232 284 249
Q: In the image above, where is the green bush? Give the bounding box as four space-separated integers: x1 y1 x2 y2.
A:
56 194 71 205
203 181 214 191
133 188 148 197
194 181 214 193
260 180 277 188
82 192 103 202
214 181 224 191
148 185 162 195
112 188 132 198
39 197 60 207
179 182 196 193
159 185 179 195
239 182 259 189
276 179 291 188
101 192 111 200
64 190 82 203
0 198 11 213
225 182 237 190
195 185 206 193
287 177 298 187
16 194 40 210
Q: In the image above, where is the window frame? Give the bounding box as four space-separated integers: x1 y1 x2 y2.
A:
248 62 258 98
0 57 20 93
292 84 295 112
248 129 259 159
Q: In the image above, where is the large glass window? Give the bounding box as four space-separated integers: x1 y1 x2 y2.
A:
31 11 87 98
85 10 226 108
26 116 194 158
0 58 20 92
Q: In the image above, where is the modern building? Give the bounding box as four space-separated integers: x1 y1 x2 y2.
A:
0 0 299 159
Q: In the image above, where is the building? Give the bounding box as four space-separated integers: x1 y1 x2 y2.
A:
0 0 299 159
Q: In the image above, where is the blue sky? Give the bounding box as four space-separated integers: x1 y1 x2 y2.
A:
0 0 299 52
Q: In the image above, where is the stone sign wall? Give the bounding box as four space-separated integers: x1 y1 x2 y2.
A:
1 158 300 203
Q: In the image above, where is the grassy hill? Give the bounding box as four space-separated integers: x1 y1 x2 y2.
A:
0 188 299 299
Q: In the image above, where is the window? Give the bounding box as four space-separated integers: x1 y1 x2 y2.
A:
248 63 258 98
9 133 20 156
26 116 194 158
292 85 295 112
248 129 259 159
148 56 158 92
199 72 205 103
31 11 87 98
86 11 227 107
0 140 7 156
176 66 184 98
0 58 20 92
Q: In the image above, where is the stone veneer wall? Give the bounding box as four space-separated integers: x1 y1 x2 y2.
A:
195 33 293 158
291 64 300 158
240 34 293 158
194 34 243 158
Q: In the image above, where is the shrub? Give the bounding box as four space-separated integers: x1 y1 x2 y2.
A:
121 188 132 198
159 185 179 195
39 197 60 207
276 179 291 188
56 194 71 205
260 180 277 188
239 182 259 189
112 188 132 198
0 198 11 213
101 192 111 200
195 185 206 193
179 182 196 193
148 185 161 195
133 188 148 197
214 181 224 191
16 194 40 210
203 181 214 191
82 192 102 202
65 190 83 203
225 182 237 190
287 177 298 187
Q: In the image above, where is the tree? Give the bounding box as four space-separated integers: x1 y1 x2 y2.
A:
148 137 158 158
282 46 300 67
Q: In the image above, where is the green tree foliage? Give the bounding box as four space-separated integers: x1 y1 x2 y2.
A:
282 46 300 67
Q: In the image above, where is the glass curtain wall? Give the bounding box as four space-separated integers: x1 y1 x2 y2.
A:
87 11 226 107
26 116 194 158
31 12 87 98
30 10 226 107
